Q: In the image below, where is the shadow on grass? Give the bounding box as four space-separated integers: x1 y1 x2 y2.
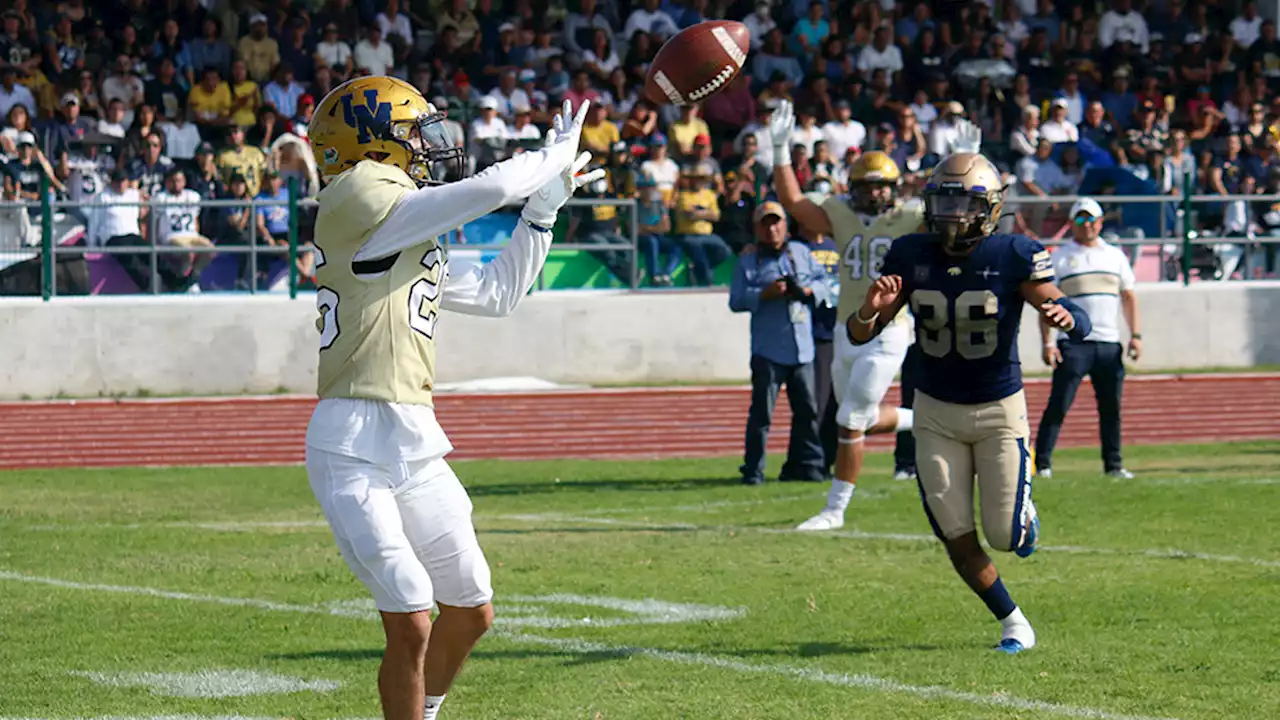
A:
271 649 383 662
468 476 738 498
479 526 706 536
731 641 955 658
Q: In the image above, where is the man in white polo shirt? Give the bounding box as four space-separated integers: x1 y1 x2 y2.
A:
1034 197 1142 480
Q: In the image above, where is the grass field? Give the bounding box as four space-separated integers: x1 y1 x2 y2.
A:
2 442 1278 720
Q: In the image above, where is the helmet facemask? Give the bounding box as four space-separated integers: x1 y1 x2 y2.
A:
850 180 896 215
924 188 999 253
391 109 465 187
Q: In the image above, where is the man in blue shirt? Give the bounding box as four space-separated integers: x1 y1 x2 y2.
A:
254 169 290 248
729 201 831 485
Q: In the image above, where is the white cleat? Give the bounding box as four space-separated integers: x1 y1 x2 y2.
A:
796 510 845 531
1036 468 1053 479
893 469 916 481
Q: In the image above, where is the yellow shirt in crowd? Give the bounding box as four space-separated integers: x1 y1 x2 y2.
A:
228 81 261 128
188 82 232 124
217 146 269 197
674 188 719 235
669 118 710 155
581 120 620 159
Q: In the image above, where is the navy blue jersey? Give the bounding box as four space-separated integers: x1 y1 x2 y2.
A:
807 236 840 342
882 232 1054 405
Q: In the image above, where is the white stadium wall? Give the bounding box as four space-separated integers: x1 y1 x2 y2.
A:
1 283 1279 399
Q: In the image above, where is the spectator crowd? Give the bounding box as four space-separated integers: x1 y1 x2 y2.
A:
0 0 1278 294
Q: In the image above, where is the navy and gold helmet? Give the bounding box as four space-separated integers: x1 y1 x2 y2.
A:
921 152 1005 251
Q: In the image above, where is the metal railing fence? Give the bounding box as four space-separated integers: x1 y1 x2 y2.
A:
0 179 641 299
7 170 1280 298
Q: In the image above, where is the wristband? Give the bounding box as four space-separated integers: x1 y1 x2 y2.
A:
772 145 791 168
1043 343 1056 349
1130 332 1142 340
854 308 879 325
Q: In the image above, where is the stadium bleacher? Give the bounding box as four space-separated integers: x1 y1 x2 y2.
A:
0 0 1278 296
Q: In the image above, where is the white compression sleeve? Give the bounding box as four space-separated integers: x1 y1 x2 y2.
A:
355 143 572 263
439 217 554 317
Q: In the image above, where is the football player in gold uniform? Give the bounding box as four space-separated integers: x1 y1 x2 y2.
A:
304 76 602 720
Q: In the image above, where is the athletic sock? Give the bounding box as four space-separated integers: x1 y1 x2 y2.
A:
977 577 1018 621
1001 607 1028 631
825 478 855 513
895 408 914 433
424 694 447 720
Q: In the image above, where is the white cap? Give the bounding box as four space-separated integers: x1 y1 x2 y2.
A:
16 130 34 146
1052 97 1069 109
249 13 268 25
478 96 499 110
1070 197 1103 219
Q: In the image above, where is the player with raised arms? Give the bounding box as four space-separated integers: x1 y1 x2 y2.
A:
767 98 981 531
847 152 1091 652
303 76 603 720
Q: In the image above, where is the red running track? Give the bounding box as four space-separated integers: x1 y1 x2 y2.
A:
0 374 1277 470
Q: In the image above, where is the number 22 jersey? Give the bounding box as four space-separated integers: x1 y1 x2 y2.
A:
880 232 1054 405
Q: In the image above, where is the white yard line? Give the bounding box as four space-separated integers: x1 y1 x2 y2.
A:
503 632 1181 720
68 669 340 698
0 570 372 619
0 569 1181 720
489 513 1280 569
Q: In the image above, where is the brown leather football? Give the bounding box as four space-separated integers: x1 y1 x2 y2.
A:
643 20 751 107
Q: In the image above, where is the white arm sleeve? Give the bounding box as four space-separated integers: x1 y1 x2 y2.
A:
440 217 553 317
354 142 571 262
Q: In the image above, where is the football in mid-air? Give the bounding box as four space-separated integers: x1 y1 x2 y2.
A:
643 20 750 107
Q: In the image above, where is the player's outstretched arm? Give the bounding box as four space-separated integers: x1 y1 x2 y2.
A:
1021 279 1093 343
769 99 834 237
357 100 588 263
441 111 605 317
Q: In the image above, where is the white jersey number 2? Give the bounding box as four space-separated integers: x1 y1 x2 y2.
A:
408 247 443 339
843 236 893 281
315 247 444 351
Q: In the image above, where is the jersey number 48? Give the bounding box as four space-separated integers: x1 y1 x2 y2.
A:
910 289 1000 360
843 236 892 281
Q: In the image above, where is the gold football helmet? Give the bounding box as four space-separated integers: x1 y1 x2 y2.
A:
310 76 464 187
846 151 901 215
921 152 1005 251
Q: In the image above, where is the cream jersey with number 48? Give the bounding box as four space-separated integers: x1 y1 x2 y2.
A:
314 161 444 407
821 196 925 326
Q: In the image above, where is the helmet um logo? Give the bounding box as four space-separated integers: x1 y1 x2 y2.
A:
341 89 392 144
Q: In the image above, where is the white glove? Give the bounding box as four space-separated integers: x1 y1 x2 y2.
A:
768 99 795 168
522 100 605 228
953 117 982 154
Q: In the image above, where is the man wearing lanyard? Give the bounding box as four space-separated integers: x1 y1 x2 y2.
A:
1034 198 1142 479
729 201 832 485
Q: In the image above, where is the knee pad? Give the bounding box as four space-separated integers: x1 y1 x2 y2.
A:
837 401 880 432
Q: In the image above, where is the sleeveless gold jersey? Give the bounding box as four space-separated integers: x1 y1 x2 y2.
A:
313 161 445 407
821 196 925 325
